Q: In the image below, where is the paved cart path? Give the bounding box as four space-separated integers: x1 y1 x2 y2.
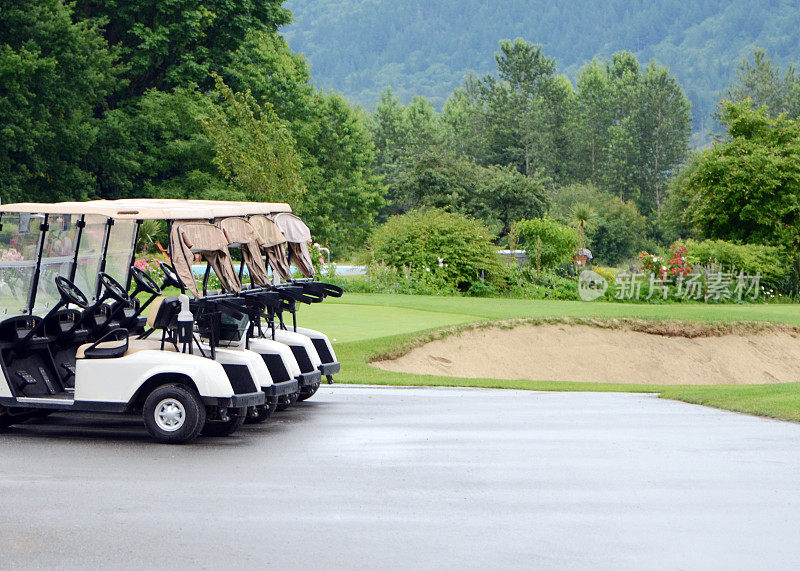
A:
1 386 800 569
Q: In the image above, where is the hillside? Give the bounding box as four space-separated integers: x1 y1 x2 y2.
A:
283 0 800 138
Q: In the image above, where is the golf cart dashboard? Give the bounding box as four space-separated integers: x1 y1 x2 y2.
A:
0 315 41 343
43 309 85 336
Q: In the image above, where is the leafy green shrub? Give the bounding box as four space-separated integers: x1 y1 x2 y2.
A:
681 239 790 290
504 265 578 300
369 208 506 292
590 197 647 265
515 217 578 268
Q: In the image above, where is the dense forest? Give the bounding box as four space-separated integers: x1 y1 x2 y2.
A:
285 0 800 142
0 0 382 250
4 0 800 278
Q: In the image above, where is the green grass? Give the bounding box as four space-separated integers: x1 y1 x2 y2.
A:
299 293 800 422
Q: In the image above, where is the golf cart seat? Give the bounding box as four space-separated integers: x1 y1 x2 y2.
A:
145 296 181 330
75 297 183 359
75 334 181 359
75 328 129 359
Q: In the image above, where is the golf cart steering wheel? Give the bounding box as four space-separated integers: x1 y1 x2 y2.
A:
158 261 184 289
99 272 129 302
55 276 89 308
130 266 161 295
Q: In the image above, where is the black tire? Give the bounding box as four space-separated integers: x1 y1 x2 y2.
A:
275 391 299 412
201 409 246 436
245 402 277 424
297 382 320 402
142 383 206 444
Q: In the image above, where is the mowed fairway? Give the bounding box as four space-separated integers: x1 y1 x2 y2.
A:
301 293 800 342
290 302 479 342
298 293 800 421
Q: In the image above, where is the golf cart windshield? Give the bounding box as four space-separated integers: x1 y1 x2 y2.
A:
104 219 137 289
33 213 80 314
0 212 42 316
72 215 108 306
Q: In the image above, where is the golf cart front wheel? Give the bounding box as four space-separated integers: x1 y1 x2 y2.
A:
143 384 206 444
297 382 320 402
201 408 246 436
275 391 299 412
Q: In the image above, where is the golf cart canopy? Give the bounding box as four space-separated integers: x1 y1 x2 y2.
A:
272 213 315 278
217 217 271 287
0 199 292 220
169 220 241 297
248 215 291 282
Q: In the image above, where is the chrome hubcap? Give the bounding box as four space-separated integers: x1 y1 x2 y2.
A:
155 398 185 432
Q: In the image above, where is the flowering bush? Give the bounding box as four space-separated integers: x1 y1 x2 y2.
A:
666 244 692 277
639 244 692 280
638 252 667 279
0 247 23 262
133 257 164 278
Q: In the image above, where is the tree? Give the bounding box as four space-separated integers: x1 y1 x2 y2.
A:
590 197 647 265
725 47 800 118
570 202 597 251
573 52 691 215
685 101 800 261
0 0 117 203
398 151 547 237
296 91 384 254
636 62 691 214
199 74 304 204
477 165 549 236
369 89 445 217
573 60 612 180
224 31 314 125
476 39 573 182
79 0 292 102
91 87 229 200
440 76 490 164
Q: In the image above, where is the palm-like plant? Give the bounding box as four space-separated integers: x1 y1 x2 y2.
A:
137 219 164 254
570 202 597 252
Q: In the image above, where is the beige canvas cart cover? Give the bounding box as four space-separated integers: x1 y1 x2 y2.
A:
0 199 292 220
249 215 292 282
169 220 241 296
272 212 315 278
218 217 271 287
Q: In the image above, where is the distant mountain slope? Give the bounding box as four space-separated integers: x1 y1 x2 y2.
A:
283 0 800 136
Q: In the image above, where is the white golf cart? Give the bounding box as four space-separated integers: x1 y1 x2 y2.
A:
0 203 266 443
92 199 339 408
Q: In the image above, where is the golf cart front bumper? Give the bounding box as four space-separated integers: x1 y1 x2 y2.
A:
297 370 322 388
319 361 340 377
202 391 265 408
264 379 300 401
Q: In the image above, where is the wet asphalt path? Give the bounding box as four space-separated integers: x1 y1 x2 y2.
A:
1 386 800 569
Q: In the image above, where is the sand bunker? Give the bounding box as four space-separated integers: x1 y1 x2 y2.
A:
373 323 800 385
